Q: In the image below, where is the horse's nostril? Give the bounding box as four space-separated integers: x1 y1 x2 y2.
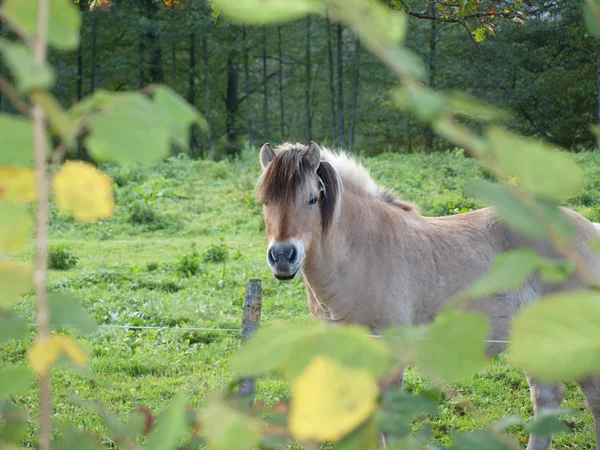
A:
289 246 297 262
268 248 277 264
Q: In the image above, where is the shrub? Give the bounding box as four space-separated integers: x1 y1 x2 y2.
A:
48 244 79 270
203 243 229 264
129 200 157 225
146 262 159 272
175 246 203 277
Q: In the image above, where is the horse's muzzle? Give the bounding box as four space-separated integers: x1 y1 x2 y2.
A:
267 241 302 281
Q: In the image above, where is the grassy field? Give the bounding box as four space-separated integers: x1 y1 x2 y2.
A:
4 148 600 448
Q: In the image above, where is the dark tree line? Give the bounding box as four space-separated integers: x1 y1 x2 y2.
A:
0 0 597 159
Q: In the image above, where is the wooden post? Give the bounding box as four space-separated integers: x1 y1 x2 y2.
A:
239 279 262 406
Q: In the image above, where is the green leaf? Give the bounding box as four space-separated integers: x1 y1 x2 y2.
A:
393 86 447 122
0 367 34 397
49 292 98 335
382 47 426 80
0 201 34 253
283 325 392 380
210 0 321 24
0 312 28 342
86 93 171 164
486 127 584 201
152 86 206 148
329 0 406 45
0 114 33 165
446 91 511 122
229 321 325 377
416 311 488 383
1 0 81 50
200 400 261 450
332 417 378 450
472 27 486 43
452 430 514 449
524 409 570 436
0 39 54 92
509 290 600 381
491 415 524 432
144 393 189 450
381 325 427 363
463 249 542 299
468 181 546 240
0 261 32 309
583 0 600 37
0 402 28 445
378 391 438 439
53 425 104 450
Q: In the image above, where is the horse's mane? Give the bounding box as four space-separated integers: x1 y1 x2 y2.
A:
256 143 418 233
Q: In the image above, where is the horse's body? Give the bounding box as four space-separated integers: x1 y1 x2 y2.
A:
256 141 600 450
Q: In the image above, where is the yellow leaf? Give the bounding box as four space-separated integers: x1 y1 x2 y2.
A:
289 356 378 442
27 335 88 375
0 167 35 202
503 7 510 13
0 261 32 309
52 161 115 222
0 201 34 253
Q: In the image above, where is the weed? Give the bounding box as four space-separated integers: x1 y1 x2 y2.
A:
129 200 158 225
175 245 203 277
48 244 79 270
203 243 229 264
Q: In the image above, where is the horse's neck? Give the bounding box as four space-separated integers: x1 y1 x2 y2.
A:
302 189 410 321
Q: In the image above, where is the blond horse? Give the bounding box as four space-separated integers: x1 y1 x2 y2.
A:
256 141 600 450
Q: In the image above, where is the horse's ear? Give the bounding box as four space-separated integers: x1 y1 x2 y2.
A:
305 141 321 171
260 143 276 169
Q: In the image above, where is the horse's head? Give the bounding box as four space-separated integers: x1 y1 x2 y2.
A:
256 141 341 281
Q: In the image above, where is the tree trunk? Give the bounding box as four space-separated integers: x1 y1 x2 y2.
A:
225 27 240 158
171 21 177 91
278 26 285 139
326 18 336 143
139 34 145 89
244 26 254 146
306 16 313 141
597 39 600 150
145 0 164 83
203 26 212 152
336 24 345 148
349 37 360 153
91 13 97 92
76 0 85 160
188 31 197 156
262 26 269 143
426 10 437 152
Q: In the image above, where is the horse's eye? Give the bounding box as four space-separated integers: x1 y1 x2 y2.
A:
308 196 318 207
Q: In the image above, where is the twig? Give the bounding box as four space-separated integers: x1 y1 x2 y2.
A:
0 75 32 117
31 0 51 448
0 11 33 45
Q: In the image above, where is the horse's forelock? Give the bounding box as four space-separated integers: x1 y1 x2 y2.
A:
316 160 341 234
257 148 318 207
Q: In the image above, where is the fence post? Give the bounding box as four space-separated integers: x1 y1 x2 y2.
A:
239 278 262 407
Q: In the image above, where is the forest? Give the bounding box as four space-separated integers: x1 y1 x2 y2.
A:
1 0 597 158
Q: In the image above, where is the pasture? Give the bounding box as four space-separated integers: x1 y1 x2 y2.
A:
5 148 600 448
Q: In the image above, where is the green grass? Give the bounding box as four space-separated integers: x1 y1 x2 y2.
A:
4 148 600 448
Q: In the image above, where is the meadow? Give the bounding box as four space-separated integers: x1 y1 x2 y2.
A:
4 147 600 448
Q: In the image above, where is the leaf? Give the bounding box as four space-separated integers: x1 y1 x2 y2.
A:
0 39 54 92
0 261 32 309
229 321 325 377
0 201 34 253
332 417 378 450
53 426 104 450
52 161 115 222
200 400 262 450
0 367 34 397
0 114 33 165
289 356 378 442
416 312 488 383
144 393 189 450
378 391 438 439
524 410 569 436
86 93 171 164
452 430 514 449
468 181 546 240
382 47 426 80
30 91 75 142
0 167 35 203
472 27 486 43
446 91 511 122
27 335 88 375
283 325 392 380
486 127 584 201
393 86 447 122
1 0 81 50
583 0 600 37
463 249 542 299
508 290 600 381
0 312 29 342
49 292 97 335
381 325 427 364
152 86 206 148
210 0 321 24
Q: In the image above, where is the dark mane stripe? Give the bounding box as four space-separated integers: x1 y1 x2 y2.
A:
316 160 341 234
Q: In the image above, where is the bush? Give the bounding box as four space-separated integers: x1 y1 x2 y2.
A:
203 243 229 264
129 200 157 225
48 244 79 270
175 246 203 277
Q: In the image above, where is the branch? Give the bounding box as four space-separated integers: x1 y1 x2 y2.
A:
0 11 33 45
237 71 278 105
31 0 51 449
0 75 32 117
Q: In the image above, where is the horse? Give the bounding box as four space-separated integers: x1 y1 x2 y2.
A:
255 141 600 450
